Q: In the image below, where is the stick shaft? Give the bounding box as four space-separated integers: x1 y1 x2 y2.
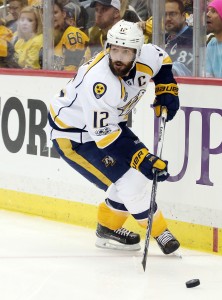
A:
142 108 167 271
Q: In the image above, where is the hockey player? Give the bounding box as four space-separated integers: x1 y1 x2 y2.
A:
48 20 180 254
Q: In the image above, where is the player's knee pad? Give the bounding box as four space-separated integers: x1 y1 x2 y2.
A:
115 168 148 200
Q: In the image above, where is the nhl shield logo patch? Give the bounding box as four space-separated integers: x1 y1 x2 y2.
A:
93 82 107 99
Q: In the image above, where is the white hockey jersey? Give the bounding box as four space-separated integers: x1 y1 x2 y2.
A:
49 44 172 148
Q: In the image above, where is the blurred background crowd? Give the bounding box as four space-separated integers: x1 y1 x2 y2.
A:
0 0 221 78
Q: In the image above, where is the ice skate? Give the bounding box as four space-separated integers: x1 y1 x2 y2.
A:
95 223 141 251
155 229 180 254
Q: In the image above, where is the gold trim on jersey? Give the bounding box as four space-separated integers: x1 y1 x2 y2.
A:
136 62 153 77
50 105 72 129
118 77 126 100
86 51 106 74
75 51 107 88
56 138 112 187
163 55 172 65
96 130 121 149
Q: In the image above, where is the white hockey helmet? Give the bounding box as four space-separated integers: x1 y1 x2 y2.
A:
106 20 144 57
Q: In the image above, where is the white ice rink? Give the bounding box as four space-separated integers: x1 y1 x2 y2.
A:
0 210 222 300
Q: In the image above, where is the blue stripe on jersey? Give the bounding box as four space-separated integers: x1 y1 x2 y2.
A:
48 113 87 133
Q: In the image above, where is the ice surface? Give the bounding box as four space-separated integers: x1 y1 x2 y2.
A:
0 210 221 300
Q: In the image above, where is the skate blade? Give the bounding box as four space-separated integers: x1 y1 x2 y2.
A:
172 250 182 258
95 237 141 251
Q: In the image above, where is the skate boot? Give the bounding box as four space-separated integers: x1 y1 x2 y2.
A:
155 229 180 254
95 223 141 251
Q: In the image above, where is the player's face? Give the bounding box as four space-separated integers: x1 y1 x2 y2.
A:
207 7 222 35
165 2 186 34
109 45 136 77
95 3 120 30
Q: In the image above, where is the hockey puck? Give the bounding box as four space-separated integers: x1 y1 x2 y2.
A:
186 279 200 288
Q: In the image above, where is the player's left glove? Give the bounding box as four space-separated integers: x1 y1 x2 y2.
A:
131 150 169 182
153 83 179 121
142 153 169 182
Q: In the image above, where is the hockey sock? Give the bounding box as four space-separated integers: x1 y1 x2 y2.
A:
97 202 129 230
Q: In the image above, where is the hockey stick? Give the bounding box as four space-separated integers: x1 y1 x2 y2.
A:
142 107 168 271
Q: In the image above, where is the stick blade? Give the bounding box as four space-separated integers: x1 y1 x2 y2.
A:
141 258 147 271
141 248 148 271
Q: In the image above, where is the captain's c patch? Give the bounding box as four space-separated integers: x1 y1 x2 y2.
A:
93 82 107 99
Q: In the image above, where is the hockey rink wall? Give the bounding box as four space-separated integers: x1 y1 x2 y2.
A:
0 69 222 255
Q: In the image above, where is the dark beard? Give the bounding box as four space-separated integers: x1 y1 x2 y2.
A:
109 57 134 77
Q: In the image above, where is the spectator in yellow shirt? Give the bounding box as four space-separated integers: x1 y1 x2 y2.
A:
0 25 18 67
14 6 43 69
53 0 89 71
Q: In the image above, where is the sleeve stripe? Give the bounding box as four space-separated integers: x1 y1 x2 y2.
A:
50 105 72 129
163 56 172 65
136 62 153 76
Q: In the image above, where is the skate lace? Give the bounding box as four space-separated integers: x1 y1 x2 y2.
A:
156 230 173 246
114 228 131 237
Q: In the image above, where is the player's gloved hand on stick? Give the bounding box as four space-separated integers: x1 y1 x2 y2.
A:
153 83 180 121
140 152 169 182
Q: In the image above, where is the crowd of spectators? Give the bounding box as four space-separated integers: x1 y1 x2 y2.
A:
0 0 221 78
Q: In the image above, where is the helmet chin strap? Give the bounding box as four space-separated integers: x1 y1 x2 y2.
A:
130 52 138 71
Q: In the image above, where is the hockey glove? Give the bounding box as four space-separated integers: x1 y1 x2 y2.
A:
137 152 169 182
153 83 179 121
